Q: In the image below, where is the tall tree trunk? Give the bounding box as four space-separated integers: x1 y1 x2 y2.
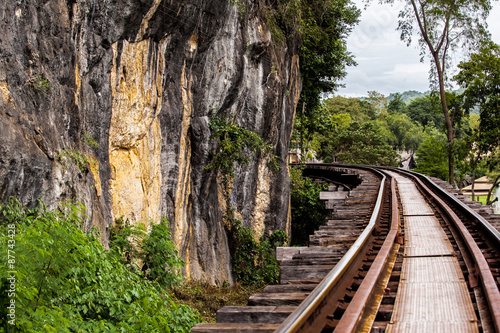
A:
410 0 455 184
434 53 455 184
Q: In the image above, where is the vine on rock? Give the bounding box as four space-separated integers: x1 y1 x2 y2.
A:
207 116 285 286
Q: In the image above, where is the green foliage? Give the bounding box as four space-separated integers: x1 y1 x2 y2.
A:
142 222 185 289
333 122 399 166
387 93 407 115
455 41 500 156
110 218 184 290
405 95 444 130
207 116 277 190
0 198 201 332
289 167 329 246
208 114 278 237
207 116 285 286
27 74 52 97
366 91 389 115
283 0 360 154
317 120 399 166
83 133 99 148
229 0 246 16
414 128 449 180
298 0 360 110
226 217 288 286
58 148 92 172
296 94 426 163
383 113 424 152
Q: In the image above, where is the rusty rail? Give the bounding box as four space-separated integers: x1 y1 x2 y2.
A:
395 168 500 332
275 168 387 333
333 172 400 332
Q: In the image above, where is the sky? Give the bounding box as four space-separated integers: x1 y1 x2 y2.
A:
337 0 500 98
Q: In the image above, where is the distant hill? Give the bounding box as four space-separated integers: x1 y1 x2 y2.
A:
388 90 429 103
388 88 466 104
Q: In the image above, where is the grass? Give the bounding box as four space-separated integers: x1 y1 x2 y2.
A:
171 280 264 323
475 196 488 205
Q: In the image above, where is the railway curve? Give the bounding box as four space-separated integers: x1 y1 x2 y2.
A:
191 164 500 333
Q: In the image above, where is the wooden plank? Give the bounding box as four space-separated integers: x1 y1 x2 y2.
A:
320 191 349 200
263 284 317 293
248 293 309 306
191 323 280 332
276 247 308 261
280 266 333 284
216 306 296 324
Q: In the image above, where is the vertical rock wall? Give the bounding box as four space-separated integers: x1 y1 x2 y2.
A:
0 0 300 284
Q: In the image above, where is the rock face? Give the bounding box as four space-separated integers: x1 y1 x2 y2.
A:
0 0 300 283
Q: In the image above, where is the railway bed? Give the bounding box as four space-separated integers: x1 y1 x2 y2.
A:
191 165 500 332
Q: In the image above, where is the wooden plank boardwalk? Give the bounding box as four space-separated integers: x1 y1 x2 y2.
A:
386 171 479 333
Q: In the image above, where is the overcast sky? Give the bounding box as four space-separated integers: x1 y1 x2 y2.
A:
337 0 500 98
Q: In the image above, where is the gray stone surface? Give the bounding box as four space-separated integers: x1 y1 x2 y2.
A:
0 0 300 284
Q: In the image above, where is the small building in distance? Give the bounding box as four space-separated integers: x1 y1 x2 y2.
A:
461 176 499 214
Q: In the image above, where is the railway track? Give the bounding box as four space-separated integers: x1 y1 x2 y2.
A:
191 164 500 332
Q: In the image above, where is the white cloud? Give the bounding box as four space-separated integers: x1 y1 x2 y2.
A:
383 63 428 76
337 0 500 98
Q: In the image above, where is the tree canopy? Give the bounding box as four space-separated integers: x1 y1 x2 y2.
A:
298 0 361 111
381 0 493 183
454 41 500 194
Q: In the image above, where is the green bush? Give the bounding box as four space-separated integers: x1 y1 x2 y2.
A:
226 217 288 287
414 127 449 181
289 166 329 246
0 198 201 332
109 218 184 290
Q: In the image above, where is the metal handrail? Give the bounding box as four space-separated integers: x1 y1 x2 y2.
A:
275 168 386 333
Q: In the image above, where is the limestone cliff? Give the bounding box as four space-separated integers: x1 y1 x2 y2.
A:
0 0 300 284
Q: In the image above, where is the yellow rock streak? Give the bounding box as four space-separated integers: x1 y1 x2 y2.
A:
174 62 193 277
109 39 164 229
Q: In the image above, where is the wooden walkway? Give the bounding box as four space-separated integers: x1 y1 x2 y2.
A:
386 171 479 332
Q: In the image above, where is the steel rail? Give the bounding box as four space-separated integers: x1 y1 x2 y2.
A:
392 168 500 332
333 171 400 332
418 171 500 246
275 167 387 333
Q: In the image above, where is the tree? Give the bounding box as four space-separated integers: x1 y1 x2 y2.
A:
415 127 449 180
406 95 444 130
455 41 500 197
298 0 361 111
290 0 360 161
385 113 424 151
329 121 399 166
388 93 407 114
383 0 493 184
366 90 389 115
322 96 375 123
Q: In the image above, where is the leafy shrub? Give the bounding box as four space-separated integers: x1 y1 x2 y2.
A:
289 166 329 246
58 148 92 172
0 198 201 332
226 217 288 287
414 127 449 180
27 74 52 97
109 217 184 289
